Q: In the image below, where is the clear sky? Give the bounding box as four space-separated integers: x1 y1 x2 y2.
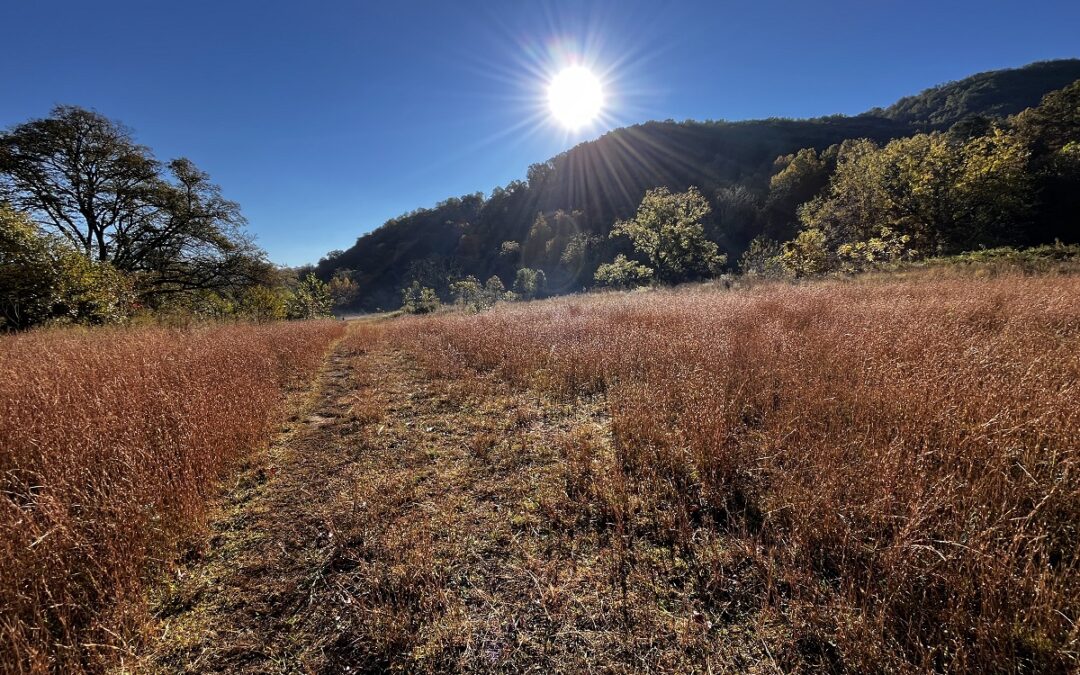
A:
3 0 1078 266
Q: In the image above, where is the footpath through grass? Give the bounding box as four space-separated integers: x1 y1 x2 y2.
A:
141 321 778 673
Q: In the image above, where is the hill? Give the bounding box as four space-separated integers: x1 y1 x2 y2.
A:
873 58 1080 127
317 59 1080 311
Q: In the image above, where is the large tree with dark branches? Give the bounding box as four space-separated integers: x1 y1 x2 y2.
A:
0 105 272 299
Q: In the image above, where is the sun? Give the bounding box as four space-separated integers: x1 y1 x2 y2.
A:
547 66 604 129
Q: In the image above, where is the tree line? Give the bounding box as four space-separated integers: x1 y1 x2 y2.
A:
750 80 1079 278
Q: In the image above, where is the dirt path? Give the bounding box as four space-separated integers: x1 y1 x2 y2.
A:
136 331 371 672
137 324 770 674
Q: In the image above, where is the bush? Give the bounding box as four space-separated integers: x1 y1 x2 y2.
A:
779 227 830 277
513 267 546 300
237 284 289 322
450 275 486 311
0 206 132 329
594 254 654 288
401 280 440 314
933 242 1080 273
739 236 786 278
835 226 916 272
287 274 333 319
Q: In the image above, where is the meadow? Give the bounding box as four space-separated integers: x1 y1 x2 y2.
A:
3 270 1078 673
386 271 1080 672
0 321 344 673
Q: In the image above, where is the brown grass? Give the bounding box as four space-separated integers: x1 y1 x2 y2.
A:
387 273 1080 673
0 320 344 674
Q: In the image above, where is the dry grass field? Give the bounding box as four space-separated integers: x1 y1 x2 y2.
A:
0 321 345 673
3 270 1078 674
382 272 1080 672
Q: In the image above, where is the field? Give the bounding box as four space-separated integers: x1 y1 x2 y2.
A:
387 273 1080 672
3 271 1079 673
0 321 345 673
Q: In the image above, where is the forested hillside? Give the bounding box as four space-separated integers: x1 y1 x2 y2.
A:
873 58 1080 126
318 60 1080 311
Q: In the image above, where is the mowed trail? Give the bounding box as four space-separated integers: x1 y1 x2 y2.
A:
138 322 772 674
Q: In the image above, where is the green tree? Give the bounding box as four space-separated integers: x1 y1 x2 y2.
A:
401 280 439 314
0 106 269 302
799 131 1032 257
484 275 508 303
450 275 486 312
739 236 786 278
286 274 333 319
404 255 460 299
499 240 521 257
835 227 915 272
779 228 830 277
327 269 360 309
951 128 1033 248
593 254 654 289
765 146 837 240
0 205 131 329
796 139 891 250
237 284 288 322
1014 80 1080 154
512 267 546 300
1013 81 1080 243
610 187 726 283
522 213 553 269
712 185 763 249
449 274 508 311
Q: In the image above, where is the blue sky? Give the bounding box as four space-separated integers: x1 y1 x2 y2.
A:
3 1 1078 266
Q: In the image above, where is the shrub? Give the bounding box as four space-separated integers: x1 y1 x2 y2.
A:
594 254 654 288
779 227 830 276
237 284 289 321
450 275 485 311
287 273 333 319
0 206 132 329
401 280 440 314
484 275 507 301
835 226 916 272
738 236 786 278
513 267 546 300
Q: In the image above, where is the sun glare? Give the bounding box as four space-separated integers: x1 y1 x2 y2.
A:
547 66 604 129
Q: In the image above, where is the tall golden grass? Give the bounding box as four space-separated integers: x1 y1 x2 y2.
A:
0 321 344 673
392 274 1080 672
